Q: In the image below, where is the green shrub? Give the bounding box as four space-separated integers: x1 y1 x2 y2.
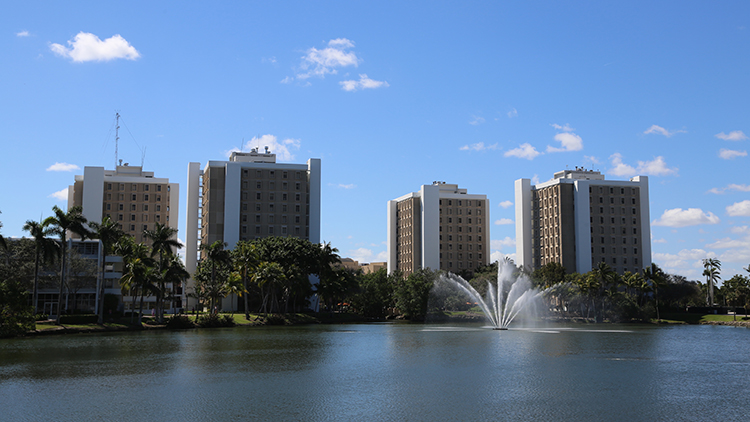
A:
35 313 49 321
166 315 195 329
265 314 286 325
196 313 236 328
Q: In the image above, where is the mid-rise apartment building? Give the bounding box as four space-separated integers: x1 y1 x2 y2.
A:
387 182 490 276
69 164 179 243
67 164 180 312
515 168 651 275
184 149 321 309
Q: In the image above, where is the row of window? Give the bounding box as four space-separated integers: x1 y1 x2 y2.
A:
593 247 639 256
594 196 637 205
439 199 481 207
440 243 483 251
107 183 165 192
241 203 303 213
440 234 482 242
589 186 638 195
241 214 304 224
242 181 304 191
106 213 167 223
240 225 302 236
106 203 166 212
440 208 482 215
592 236 638 245
439 226 482 233
242 169 304 179
105 193 164 202
593 206 638 215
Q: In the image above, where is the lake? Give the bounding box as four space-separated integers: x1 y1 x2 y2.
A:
1 323 749 421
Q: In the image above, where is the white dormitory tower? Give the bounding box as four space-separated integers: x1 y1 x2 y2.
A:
387 182 491 276
515 168 651 275
68 164 180 312
184 149 321 310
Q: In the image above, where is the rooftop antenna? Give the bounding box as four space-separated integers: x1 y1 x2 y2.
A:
141 146 146 167
114 112 121 168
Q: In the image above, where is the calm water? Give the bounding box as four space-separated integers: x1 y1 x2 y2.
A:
1 323 749 421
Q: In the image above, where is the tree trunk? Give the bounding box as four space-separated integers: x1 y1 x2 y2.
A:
55 242 66 324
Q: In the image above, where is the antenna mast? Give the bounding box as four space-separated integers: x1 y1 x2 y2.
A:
115 112 121 168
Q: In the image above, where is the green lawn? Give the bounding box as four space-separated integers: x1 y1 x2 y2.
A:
659 313 750 324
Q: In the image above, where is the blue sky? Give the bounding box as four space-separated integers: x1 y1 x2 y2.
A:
2 1 749 283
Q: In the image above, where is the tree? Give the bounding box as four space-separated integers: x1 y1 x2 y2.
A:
533 262 567 289
143 222 182 322
119 241 157 325
702 258 721 306
252 261 287 316
198 241 232 313
643 263 666 321
724 274 750 319
349 268 395 319
43 205 89 324
22 219 58 315
232 241 259 320
157 254 190 320
88 216 125 324
393 268 437 320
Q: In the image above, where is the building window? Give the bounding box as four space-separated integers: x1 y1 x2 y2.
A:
256 215 261 223
130 224 135 231
255 226 261 234
157 185 162 192
256 193 261 200
106 204 111 210
269 227 274 234
132 184 137 191
145 185 149 191
131 194 137 201
143 204 149 212
130 214 136 221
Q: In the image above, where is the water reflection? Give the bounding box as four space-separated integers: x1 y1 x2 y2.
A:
1 323 749 421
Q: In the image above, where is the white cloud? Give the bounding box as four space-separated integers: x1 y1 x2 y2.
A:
504 143 541 160
727 200 750 217
494 218 514 225
491 237 516 249
584 155 600 165
653 249 715 270
706 237 750 249
531 174 540 185
653 238 667 244
731 226 750 234
50 32 140 62
643 124 686 137
46 162 80 172
547 132 583 153
708 184 750 194
507 108 518 118
469 116 485 125
551 123 575 132
347 247 387 263
296 38 359 80
49 187 68 201
16 30 30 37
652 208 720 227
226 134 300 162
337 183 356 189
340 74 389 91
460 142 498 152
719 148 747 160
498 200 513 208
609 153 677 177
280 76 293 84
715 131 748 141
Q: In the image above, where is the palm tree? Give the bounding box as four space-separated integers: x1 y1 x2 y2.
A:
702 258 721 306
43 205 89 324
143 222 182 321
643 263 666 322
233 241 259 320
158 254 190 321
22 219 59 315
89 216 125 324
199 241 232 313
253 261 286 316
120 252 157 325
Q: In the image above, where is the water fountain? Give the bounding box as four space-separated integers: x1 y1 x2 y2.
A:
438 261 543 330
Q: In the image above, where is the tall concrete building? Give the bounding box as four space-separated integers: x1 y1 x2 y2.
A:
387 182 490 276
184 149 321 308
68 164 180 312
515 168 651 275
69 164 179 243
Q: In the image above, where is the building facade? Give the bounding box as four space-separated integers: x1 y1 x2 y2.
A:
515 168 651 275
68 164 180 313
184 149 321 309
387 182 490 276
69 165 180 244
